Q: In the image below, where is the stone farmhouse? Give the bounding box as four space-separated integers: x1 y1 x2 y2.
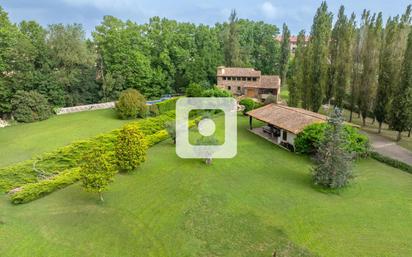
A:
216 66 281 101
275 35 310 54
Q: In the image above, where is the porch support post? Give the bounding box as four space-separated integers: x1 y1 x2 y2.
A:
249 116 253 130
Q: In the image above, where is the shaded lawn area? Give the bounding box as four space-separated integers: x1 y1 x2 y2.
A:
0 109 130 168
1 115 412 256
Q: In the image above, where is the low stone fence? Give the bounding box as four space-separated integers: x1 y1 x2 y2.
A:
56 102 116 115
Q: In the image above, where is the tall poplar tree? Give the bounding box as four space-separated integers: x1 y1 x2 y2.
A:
306 1 333 111
389 28 412 141
279 23 290 86
359 12 382 126
223 9 242 67
288 30 306 107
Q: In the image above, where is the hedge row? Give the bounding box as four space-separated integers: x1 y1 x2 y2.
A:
5 112 200 204
0 111 177 195
370 151 412 174
155 98 178 114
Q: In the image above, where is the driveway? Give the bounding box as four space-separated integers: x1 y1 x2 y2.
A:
362 131 412 166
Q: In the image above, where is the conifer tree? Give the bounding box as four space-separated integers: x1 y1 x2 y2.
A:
312 107 353 189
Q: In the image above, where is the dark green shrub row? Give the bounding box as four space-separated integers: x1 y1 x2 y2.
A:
10 168 81 204
294 123 369 157
155 98 178 114
0 111 176 194
370 151 412 174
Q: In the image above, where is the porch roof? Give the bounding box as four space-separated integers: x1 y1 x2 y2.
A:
247 104 327 134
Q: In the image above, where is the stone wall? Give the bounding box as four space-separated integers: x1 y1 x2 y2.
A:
0 119 9 128
56 102 116 115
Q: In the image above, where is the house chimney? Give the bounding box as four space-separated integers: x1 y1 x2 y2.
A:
218 66 225 75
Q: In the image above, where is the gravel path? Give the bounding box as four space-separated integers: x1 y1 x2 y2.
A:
362 131 412 166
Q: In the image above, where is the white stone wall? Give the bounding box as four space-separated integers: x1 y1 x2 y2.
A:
56 102 116 115
0 119 9 128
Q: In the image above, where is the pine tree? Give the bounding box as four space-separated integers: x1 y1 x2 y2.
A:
389 29 412 141
312 107 353 189
306 1 333 111
288 30 306 107
279 23 291 86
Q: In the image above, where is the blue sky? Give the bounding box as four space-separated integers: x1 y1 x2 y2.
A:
1 0 411 36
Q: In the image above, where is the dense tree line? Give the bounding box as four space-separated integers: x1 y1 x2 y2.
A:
0 6 281 120
289 2 412 140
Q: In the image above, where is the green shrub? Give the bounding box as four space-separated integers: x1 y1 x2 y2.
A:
239 98 262 115
10 168 81 204
147 104 159 117
201 87 231 97
295 123 369 156
115 88 147 119
370 151 412 174
115 124 148 172
80 148 117 201
11 90 52 123
264 94 277 105
186 83 204 97
156 98 178 114
165 120 176 144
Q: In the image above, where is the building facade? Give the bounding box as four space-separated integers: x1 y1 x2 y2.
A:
216 67 281 101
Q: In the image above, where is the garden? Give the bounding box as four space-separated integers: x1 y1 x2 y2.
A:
1 109 412 257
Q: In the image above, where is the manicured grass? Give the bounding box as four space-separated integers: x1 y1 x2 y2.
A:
1 115 412 256
0 109 130 168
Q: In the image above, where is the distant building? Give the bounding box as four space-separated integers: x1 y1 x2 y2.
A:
275 35 310 54
216 66 281 101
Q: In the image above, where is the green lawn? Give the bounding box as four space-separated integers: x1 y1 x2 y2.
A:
0 109 131 168
1 115 412 256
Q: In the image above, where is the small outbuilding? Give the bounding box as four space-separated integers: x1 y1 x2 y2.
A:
247 104 328 151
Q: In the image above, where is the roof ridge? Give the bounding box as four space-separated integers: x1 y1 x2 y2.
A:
274 104 326 120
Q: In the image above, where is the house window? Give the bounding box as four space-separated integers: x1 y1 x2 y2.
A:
252 77 257 81
242 77 246 81
282 130 287 141
227 86 231 90
223 77 227 80
237 77 241 81
237 86 241 91
247 77 251 81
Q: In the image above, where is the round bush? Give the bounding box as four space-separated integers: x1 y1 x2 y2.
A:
239 98 262 115
185 83 204 97
11 90 52 123
115 88 146 119
294 123 369 156
264 94 277 105
115 124 148 172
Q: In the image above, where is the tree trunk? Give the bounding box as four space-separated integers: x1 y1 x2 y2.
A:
349 110 353 122
396 131 402 142
357 112 361 118
99 192 104 202
362 116 366 126
371 117 375 125
205 158 212 165
378 122 382 134
408 128 411 137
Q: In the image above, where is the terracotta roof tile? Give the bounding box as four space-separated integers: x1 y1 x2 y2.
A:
247 104 327 134
217 67 261 77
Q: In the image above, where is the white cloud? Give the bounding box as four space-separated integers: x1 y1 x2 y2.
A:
61 0 136 12
261 1 279 19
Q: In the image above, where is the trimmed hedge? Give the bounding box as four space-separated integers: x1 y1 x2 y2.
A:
10 168 81 204
3 110 200 204
156 98 178 114
370 151 412 174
